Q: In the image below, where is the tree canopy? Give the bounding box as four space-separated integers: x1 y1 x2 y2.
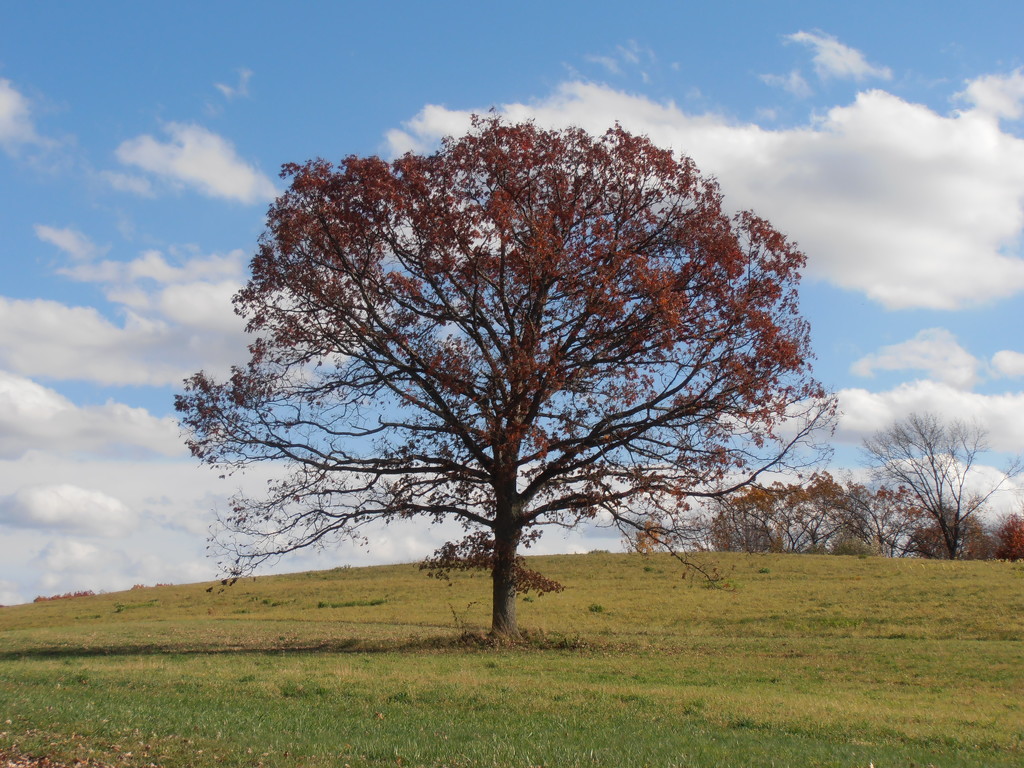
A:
176 117 833 635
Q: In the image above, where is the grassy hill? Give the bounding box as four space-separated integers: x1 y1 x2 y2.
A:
1 551 1022 767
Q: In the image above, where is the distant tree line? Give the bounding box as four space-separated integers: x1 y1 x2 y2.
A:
684 471 1023 560
667 412 1023 562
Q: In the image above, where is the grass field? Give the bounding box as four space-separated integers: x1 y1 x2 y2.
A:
1 551 1022 767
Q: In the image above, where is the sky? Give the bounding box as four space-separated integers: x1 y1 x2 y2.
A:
2 1 1023 605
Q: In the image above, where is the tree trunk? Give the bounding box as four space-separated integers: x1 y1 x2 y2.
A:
945 524 962 560
938 511 960 559
490 518 520 637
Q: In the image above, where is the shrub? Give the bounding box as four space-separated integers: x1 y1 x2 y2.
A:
830 537 875 556
33 590 96 602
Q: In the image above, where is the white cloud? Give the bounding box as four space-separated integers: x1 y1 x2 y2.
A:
214 68 253 100
851 329 980 389
385 79 1024 309
158 280 242 333
59 247 244 287
386 104 479 156
786 30 892 82
617 41 643 66
0 453 282 598
836 380 1024 452
583 40 654 79
585 55 621 76
13 526 215 596
957 69 1024 120
34 225 105 261
0 298 184 386
0 484 137 535
0 454 275 543
761 70 812 98
38 540 101 571
100 170 155 197
115 122 277 203
0 78 42 153
35 539 124 587
992 350 1024 378
1 249 249 386
0 371 183 458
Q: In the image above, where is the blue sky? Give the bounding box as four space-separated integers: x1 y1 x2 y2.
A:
2 1 1023 604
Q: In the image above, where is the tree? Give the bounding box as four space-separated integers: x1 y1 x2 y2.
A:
706 484 777 553
906 514 996 560
840 481 921 557
862 413 1020 560
176 117 833 636
993 512 1024 561
787 472 858 553
706 472 854 554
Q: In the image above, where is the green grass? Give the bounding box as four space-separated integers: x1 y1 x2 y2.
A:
2 552 1023 767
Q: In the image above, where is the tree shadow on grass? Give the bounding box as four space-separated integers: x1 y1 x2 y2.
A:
0 629 588 660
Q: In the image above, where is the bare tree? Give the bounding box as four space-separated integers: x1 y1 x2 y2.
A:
840 481 921 557
862 413 1020 559
177 118 834 636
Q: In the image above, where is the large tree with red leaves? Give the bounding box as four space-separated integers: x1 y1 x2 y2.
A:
176 118 832 636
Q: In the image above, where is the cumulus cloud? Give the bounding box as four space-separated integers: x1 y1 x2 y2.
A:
34 225 105 261
1 249 248 385
38 539 104 572
18 527 215 596
385 78 1024 309
785 30 892 82
0 371 182 458
34 539 129 589
115 122 277 203
0 453 278 543
992 349 1024 378
0 448 242 595
386 104 479 156
59 247 243 286
158 280 242 333
0 484 137 535
957 69 1024 120
0 78 42 153
0 298 186 385
851 329 980 389
836 380 1024 452
0 453 292 598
